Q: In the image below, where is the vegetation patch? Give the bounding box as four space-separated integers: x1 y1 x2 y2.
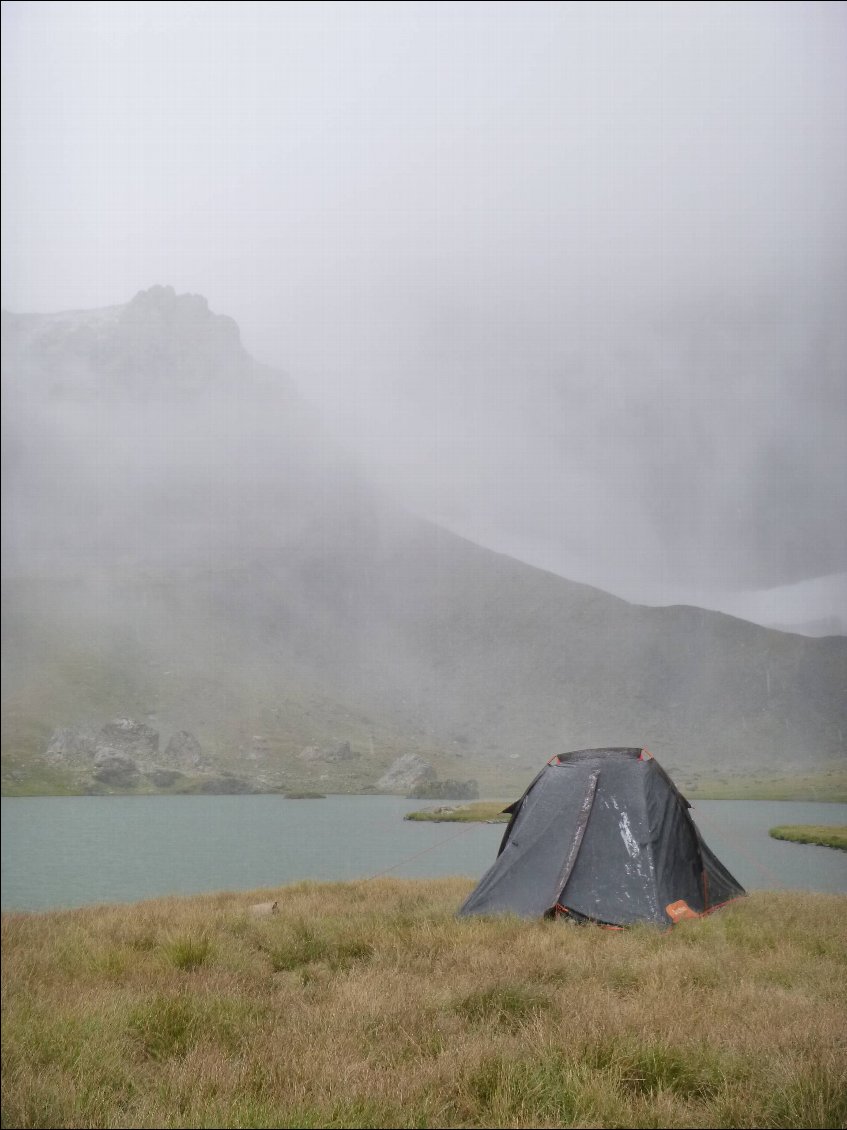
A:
769 825 847 851
585 1035 736 1100
255 918 375 973
459 1052 584 1125
455 983 550 1029
163 932 213 970
0 754 84 796
128 991 261 1060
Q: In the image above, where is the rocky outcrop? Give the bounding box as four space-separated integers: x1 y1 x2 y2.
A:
408 778 480 800
328 741 358 761
164 730 204 769
95 719 159 761
299 741 359 763
146 768 185 788
115 285 247 388
45 720 158 764
187 775 257 795
45 726 97 761
92 754 140 787
377 754 436 793
15 285 248 394
45 721 206 789
88 719 157 788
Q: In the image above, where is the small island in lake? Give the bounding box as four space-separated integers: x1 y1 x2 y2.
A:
405 800 511 823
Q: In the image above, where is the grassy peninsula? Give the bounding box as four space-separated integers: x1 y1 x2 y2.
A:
3 880 846 1129
769 825 847 851
405 801 511 823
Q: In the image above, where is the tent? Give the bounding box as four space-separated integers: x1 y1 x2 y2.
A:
459 747 745 927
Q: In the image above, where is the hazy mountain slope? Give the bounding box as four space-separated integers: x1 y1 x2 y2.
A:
2 288 845 792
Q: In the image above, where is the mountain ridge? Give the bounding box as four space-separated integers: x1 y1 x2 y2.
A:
2 288 845 794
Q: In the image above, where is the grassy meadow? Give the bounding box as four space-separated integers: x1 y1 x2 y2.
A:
3 880 846 1129
769 825 847 851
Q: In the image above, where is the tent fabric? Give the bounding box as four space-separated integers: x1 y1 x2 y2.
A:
459 747 745 927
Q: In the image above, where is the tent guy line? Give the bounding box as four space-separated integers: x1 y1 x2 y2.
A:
692 808 785 887
363 820 486 883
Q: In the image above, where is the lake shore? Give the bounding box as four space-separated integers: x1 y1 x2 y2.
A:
3 760 846 803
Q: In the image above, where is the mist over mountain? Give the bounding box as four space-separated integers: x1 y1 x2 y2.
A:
2 288 844 794
1 286 368 575
304 287 847 609
5 2 845 628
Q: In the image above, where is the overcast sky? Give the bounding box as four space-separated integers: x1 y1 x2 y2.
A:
2 1 846 624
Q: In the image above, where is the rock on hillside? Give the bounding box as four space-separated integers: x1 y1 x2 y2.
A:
92 754 140 788
95 719 159 761
164 730 204 769
408 778 480 800
45 726 97 761
377 754 436 793
299 741 359 763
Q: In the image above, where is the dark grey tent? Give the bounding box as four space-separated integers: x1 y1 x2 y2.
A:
459 748 745 927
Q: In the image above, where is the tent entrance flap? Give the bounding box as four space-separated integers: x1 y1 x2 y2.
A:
554 770 598 904
458 766 601 919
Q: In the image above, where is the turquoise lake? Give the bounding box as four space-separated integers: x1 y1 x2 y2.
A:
2 796 845 911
